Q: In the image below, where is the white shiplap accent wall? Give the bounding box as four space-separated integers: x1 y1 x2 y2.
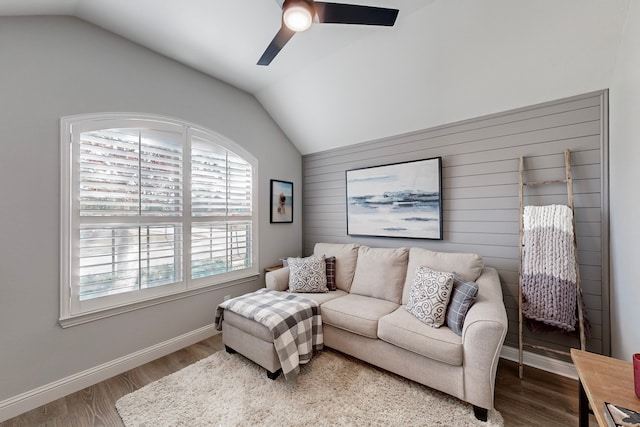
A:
302 90 609 357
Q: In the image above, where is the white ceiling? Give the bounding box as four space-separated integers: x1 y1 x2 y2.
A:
0 0 630 154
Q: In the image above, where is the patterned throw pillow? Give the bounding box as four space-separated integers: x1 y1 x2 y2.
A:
287 255 329 293
446 274 479 336
325 256 337 291
406 265 454 327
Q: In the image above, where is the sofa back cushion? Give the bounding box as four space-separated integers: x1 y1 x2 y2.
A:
402 248 484 305
313 243 359 292
350 246 409 304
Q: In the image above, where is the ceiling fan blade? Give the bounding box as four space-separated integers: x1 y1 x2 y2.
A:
257 25 296 66
314 2 399 26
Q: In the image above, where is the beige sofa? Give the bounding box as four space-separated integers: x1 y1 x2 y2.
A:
224 243 507 421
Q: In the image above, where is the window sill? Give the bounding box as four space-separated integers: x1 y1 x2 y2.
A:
58 274 259 328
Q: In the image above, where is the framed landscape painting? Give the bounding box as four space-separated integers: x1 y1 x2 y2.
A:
346 157 442 239
270 179 293 223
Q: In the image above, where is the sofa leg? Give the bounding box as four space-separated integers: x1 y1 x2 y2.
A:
473 406 488 422
225 345 236 354
267 368 282 380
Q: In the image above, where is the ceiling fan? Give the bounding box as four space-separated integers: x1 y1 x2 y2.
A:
258 0 399 66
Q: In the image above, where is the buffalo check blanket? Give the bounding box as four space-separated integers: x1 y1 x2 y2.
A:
215 288 323 380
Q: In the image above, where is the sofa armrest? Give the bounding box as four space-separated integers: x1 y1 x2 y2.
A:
265 267 290 291
461 267 508 410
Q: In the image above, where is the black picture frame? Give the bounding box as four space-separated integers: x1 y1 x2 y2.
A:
346 157 443 239
270 179 293 223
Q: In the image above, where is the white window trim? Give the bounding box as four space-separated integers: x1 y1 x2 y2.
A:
59 113 259 327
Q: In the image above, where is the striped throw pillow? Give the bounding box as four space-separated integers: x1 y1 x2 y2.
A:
445 274 478 335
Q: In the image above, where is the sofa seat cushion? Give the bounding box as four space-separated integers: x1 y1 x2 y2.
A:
291 289 348 306
321 294 399 339
378 307 463 366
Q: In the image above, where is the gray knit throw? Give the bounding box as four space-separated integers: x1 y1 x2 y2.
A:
521 205 577 332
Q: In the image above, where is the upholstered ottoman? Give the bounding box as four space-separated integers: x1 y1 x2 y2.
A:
221 310 282 379
215 289 323 380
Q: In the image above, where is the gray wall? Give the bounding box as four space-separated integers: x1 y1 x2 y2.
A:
302 91 608 357
609 1 640 361
0 16 301 401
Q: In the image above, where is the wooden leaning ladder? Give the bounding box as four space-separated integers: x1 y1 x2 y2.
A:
517 149 587 379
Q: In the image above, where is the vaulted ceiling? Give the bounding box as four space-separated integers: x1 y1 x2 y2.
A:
0 0 630 154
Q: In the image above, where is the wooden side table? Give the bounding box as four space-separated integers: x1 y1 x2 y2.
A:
264 264 284 273
571 348 639 427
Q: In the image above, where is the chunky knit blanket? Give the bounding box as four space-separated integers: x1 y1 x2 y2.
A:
521 204 577 332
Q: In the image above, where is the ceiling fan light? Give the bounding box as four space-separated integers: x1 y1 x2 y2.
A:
283 2 313 32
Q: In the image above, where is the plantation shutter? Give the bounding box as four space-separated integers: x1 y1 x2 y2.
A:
227 152 253 272
228 151 252 216
191 137 227 216
190 137 253 279
77 128 184 300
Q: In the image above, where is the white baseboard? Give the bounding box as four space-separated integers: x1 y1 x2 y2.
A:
0 324 219 423
500 345 577 380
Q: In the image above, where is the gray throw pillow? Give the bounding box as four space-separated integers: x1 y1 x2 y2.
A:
446 274 479 336
287 254 328 293
405 265 454 327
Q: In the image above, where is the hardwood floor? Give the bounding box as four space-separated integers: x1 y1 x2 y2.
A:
494 358 597 426
2 335 596 426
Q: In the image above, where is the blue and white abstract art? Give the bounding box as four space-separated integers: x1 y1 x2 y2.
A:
346 157 442 239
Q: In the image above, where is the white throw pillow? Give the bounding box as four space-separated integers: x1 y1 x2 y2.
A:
405 265 454 327
287 254 328 293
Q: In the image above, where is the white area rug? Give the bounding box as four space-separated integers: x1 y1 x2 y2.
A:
116 349 504 426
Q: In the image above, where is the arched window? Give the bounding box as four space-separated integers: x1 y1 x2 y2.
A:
60 113 258 325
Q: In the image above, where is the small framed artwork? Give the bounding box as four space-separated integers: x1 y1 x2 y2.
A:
346 157 443 239
270 179 293 223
